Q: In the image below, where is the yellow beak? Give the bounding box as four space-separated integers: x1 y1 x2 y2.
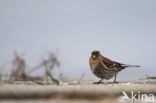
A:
92 55 96 59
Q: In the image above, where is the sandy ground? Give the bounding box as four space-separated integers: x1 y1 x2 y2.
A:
0 79 156 103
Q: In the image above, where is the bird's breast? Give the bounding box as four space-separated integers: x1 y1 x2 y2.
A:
89 57 100 73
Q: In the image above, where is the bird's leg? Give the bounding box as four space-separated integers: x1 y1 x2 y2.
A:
98 78 103 83
113 74 119 83
93 78 103 84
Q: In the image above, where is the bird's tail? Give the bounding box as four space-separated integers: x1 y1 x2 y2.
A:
121 64 140 68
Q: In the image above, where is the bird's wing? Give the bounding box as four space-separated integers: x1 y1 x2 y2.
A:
101 56 124 71
101 56 115 67
101 56 140 71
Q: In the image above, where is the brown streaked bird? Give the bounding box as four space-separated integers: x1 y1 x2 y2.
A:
89 50 140 84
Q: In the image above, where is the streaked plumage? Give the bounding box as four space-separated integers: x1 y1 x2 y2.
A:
89 50 140 84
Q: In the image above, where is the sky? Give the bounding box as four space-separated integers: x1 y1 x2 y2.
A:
0 0 156 80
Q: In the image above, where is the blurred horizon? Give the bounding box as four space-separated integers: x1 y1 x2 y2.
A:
0 0 156 80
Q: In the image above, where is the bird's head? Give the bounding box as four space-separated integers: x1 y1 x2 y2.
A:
91 50 101 60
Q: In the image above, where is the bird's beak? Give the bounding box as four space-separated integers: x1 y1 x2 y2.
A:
92 55 96 59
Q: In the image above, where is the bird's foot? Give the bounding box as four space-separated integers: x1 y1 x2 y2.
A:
113 81 119 84
93 81 103 84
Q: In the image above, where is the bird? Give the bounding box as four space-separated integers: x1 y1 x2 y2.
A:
89 50 140 84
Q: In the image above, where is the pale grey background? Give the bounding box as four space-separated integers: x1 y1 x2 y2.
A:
0 0 156 79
